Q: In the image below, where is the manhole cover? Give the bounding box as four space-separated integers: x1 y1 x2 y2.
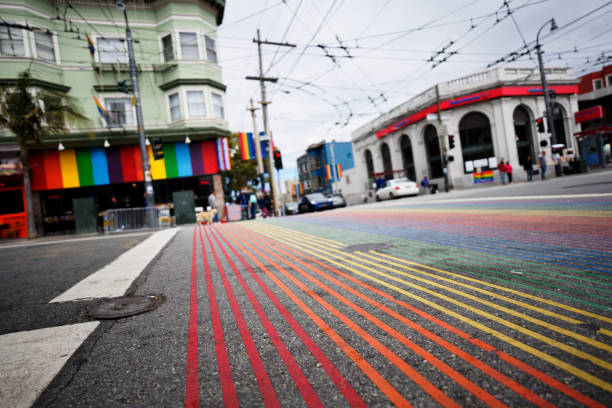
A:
88 295 163 320
343 243 390 252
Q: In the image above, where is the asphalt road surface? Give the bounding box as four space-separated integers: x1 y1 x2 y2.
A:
1 171 611 407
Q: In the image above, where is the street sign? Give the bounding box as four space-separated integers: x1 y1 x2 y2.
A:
574 106 603 124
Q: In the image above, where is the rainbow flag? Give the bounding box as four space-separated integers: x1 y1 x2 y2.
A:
86 34 95 57
217 138 231 171
325 164 332 180
238 132 255 160
93 96 110 125
336 163 342 179
473 170 494 184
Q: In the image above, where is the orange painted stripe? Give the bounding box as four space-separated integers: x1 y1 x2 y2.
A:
43 150 63 189
220 226 411 408
234 227 506 408
244 227 554 408
250 227 606 408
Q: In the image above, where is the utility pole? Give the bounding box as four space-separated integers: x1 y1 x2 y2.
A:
117 1 155 210
435 84 449 192
246 29 295 216
247 99 265 189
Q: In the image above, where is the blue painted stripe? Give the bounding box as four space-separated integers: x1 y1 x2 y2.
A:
90 148 110 185
175 142 193 177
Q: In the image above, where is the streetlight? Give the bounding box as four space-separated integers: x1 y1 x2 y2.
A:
535 18 560 174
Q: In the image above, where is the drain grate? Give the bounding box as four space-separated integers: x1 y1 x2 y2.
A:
88 295 163 320
343 243 390 253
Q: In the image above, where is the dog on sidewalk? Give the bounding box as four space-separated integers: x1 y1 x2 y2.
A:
196 208 217 225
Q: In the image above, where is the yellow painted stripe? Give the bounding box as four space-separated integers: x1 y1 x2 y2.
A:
269 225 612 326
147 145 166 180
58 149 80 188
249 226 612 392
262 229 612 373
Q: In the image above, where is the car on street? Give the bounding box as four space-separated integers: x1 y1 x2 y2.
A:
327 193 347 208
375 178 419 201
298 193 333 213
284 201 299 215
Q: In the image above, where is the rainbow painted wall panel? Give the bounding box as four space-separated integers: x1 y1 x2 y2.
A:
30 139 225 191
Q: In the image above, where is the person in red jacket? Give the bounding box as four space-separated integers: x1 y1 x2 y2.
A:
497 159 507 185
506 161 513 184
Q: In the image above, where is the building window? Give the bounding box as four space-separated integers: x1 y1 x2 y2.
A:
211 92 224 118
180 33 198 59
105 97 133 126
186 91 206 117
0 24 25 56
98 38 126 63
593 79 603 90
607 75 612 87
169 93 181 121
204 35 217 63
34 31 54 61
162 34 174 62
458 112 494 174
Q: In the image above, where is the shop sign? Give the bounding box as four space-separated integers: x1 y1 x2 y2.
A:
574 106 603 124
0 158 22 176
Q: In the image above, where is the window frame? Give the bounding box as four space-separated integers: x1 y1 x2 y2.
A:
0 23 27 57
97 37 127 64
607 75 612 87
179 32 199 60
103 96 135 127
204 34 217 63
168 92 182 122
211 92 224 119
593 78 603 91
186 90 206 118
161 33 174 62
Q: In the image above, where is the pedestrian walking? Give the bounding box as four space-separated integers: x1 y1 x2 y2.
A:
208 191 219 223
263 193 271 217
506 162 513 184
249 190 258 219
524 155 533 181
539 151 547 180
497 159 507 185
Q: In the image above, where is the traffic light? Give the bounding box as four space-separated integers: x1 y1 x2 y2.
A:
117 80 129 94
536 117 545 133
151 137 164 160
274 149 283 170
448 134 455 150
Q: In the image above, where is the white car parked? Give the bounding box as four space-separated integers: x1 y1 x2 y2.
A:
375 178 420 201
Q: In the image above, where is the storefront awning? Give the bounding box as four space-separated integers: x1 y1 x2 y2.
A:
573 124 612 138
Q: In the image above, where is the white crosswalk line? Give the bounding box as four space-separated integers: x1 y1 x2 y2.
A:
51 228 178 302
0 322 99 408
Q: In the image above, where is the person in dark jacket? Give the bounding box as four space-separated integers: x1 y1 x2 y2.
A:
524 155 533 181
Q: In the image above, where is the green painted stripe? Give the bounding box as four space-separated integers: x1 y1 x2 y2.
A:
76 149 94 186
163 143 178 178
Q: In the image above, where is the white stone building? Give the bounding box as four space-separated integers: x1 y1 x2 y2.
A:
351 67 580 192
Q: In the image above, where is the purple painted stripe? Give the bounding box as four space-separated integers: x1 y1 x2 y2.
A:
106 146 124 184
190 141 205 176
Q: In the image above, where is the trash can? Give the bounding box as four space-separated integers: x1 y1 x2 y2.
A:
576 158 588 174
555 163 563 177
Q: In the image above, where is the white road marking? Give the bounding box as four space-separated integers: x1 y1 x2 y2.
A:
0 322 99 408
51 228 179 302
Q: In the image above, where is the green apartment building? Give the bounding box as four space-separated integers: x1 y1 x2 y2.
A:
0 0 228 237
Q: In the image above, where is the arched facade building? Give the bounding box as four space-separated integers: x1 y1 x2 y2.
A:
352 67 579 190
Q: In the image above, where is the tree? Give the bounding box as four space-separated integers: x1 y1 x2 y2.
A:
0 71 89 238
221 132 258 200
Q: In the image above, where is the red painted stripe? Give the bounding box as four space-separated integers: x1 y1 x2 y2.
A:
43 150 63 189
29 151 47 191
202 140 219 174
212 227 368 408
246 229 551 408
185 227 199 408
196 226 238 407
203 227 280 407
250 229 606 408
209 227 324 408
120 145 139 182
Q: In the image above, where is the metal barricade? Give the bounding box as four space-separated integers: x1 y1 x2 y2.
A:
103 207 173 233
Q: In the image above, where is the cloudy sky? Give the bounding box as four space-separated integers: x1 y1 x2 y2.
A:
216 0 612 182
